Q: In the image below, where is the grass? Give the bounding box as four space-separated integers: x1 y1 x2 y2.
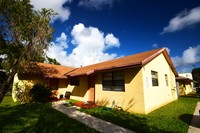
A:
80 96 200 133
64 99 79 107
0 94 99 133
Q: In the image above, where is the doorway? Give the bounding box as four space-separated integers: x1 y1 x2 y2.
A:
88 75 95 103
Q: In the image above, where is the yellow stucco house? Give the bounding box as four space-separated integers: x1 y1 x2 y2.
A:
176 76 194 96
13 48 178 114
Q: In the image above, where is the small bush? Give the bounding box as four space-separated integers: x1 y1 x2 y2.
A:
196 88 200 93
29 83 52 103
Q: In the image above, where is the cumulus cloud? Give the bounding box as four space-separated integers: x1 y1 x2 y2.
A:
105 33 120 50
161 6 200 34
78 0 115 10
46 23 120 67
30 0 72 22
152 43 158 48
46 32 69 65
171 45 200 67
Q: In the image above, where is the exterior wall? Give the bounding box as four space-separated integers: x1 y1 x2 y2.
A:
95 67 146 114
58 75 89 101
12 74 45 102
178 81 192 95
179 73 194 89
142 53 178 114
12 73 90 102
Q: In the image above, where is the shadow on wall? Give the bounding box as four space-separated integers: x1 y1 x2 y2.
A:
123 98 136 112
71 86 87 97
96 98 137 112
96 98 110 107
125 67 140 84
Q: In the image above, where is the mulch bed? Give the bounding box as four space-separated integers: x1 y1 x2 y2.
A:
51 97 97 109
74 101 97 109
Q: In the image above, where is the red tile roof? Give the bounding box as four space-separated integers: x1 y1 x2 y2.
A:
24 48 178 78
24 63 75 79
176 76 195 82
66 48 178 77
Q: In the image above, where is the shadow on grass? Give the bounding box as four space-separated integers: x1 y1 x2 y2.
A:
179 114 200 128
0 103 98 133
80 107 171 133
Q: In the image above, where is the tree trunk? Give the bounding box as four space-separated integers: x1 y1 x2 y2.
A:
0 71 16 103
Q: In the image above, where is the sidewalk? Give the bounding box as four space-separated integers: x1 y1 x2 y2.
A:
52 101 135 133
187 102 200 133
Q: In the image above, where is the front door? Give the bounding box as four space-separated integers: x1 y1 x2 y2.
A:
88 75 95 103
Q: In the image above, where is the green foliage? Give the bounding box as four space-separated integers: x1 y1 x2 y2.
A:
0 71 7 84
192 67 200 87
46 56 61 65
0 0 56 102
64 99 79 107
0 0 56 73
0 58 7 85
29 83 52 103
0 95 98 132
14 82 32 103
80 97 199 133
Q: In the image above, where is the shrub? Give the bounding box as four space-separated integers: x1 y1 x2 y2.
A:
14 83 32 103
29 83 52 103
196 87 200 95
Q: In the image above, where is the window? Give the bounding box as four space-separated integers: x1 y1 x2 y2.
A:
151 71 158 86
102 71 125 91
165 74 168 86
70 77 79 86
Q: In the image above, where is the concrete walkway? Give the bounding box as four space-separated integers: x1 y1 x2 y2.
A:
52 101 135 133
187 102 200 133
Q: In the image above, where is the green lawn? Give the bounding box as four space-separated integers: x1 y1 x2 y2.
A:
80 97 200 133
0 94 98 133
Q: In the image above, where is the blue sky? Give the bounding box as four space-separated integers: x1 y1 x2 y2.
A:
30 0 200 73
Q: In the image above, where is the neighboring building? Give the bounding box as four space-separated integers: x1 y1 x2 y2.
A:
12 48 178 114
176 73 194 96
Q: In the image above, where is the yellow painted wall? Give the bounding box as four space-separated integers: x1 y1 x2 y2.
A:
95 67 146 114
142 53 178 114
178 81 192 95
57 76 89 101
185 83 192 95
179 83 185 95
12 74 45 102
12 73 89 102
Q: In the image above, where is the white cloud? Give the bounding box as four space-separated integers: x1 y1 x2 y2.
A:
105 33 120 50
152 43 158 48
182 45 200 64
46 32 69 65
171 45 200 67
46 23 120 67
30 0 72 22
56 32 68 48
78 0 115 10
161 6 200 34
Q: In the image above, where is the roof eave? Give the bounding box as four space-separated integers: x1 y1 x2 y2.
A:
68 63 142 77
